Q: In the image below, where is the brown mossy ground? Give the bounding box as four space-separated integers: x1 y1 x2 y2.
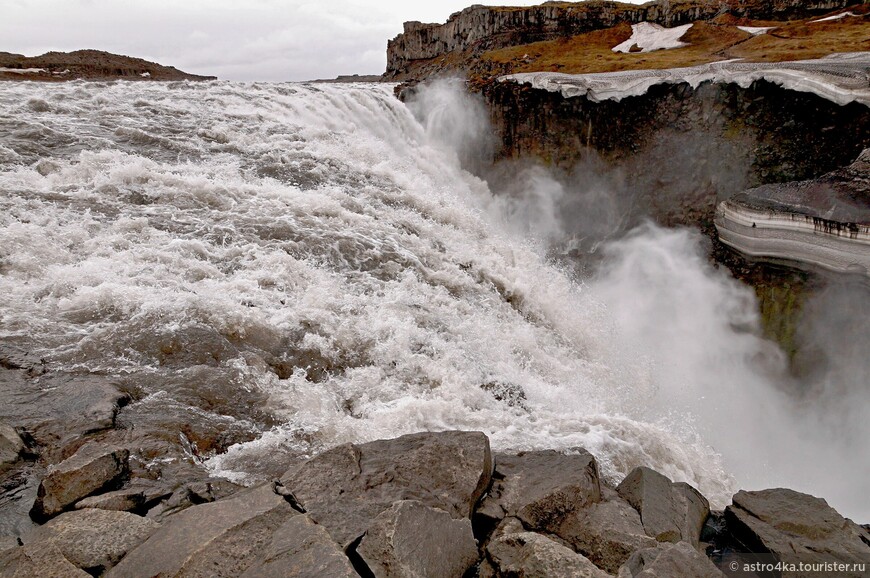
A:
479 9 869 75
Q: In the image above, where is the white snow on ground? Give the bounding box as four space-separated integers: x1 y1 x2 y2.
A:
612 22 693 53
0 68 45 74
737 26 776 35
810 12 857 23
140 72 151 78
502 52 870 106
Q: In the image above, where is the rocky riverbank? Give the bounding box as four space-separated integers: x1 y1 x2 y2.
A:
0 50 215 82
2 416 868 577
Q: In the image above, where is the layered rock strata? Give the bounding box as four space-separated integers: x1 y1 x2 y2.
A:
715 148 870 276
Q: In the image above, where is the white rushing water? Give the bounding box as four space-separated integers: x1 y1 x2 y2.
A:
1 80 867 520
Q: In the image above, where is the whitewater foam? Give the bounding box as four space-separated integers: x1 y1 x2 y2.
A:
1 79 867 519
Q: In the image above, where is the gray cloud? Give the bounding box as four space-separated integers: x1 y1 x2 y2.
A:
2 0 646 81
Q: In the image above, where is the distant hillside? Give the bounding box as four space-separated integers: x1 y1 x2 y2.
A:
0 49 216 81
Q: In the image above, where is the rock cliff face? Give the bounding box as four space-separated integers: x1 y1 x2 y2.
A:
472 64 869 352
482 75 870 230
386 0 862 77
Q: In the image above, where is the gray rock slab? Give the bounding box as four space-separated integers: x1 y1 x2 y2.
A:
618 542 723 578
22 509 158 573
617 467 709 546
281 431 492 547
106 483 296 578
0 372 129 448
487 531 612 578
478 450 601 542
725 488 870 577
357 500 478 578
553 489 657 574
0 543 90 578
0 425 24 474
239 514 357 578
31 443 130 520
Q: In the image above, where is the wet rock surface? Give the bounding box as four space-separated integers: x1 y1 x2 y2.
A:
30 443 130 521
1 428 867 577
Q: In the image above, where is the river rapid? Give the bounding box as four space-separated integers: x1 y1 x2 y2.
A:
1 80 866 520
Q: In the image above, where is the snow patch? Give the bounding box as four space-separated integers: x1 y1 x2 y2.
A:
612 22 693 53
810 12 857 23
0 67 45 74
502 53 870 107
737 26 775 35
140 72 151 78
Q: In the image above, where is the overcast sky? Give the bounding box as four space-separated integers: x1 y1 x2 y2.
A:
3 0 648 81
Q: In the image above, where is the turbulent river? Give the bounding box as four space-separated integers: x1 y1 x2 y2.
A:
1 80 867 520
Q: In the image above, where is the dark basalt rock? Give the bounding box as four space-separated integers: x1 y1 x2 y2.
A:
616 466 710 546
30 443 130 521
724 488 870 577
621 541 724 577
486 531 610 578
479 450 602 533
20 509 158 575
280 430 493 548
0 543 90 577
106 483 296 577
356 500 479 578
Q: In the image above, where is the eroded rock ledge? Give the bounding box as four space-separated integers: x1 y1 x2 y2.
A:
3 429 869 577
716 148 870 276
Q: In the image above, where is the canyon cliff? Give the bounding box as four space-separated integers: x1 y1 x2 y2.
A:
386 0 864 79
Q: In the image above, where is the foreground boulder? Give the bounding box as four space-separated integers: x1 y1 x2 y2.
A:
238 515 357 578
280 431 492 548
0 425 25 475
0 544 90 577
477 450 653 574
357 500 478 578
487 531 611 578
725 488 870 577
106 483 297 577
476 450 601 535
30 443 130 521
616 466 710 546
554 489 657 574
619 542 724 578
20 509 157 574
